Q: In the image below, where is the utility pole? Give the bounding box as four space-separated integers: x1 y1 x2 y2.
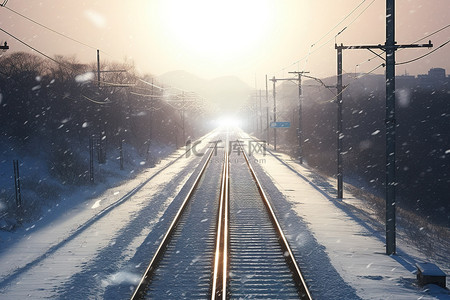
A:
335 0 432 255
265 75 270 145
146 79 155 162
96 50 127 88
181 92 186 145
254 90 258 133
270 73 309 160
259 89 263 137
13 160 22 208
271 76 277 150
254 77 259 135
289 71 309 164
150 79 154 146
89 136 94 183
336 46 344 200
97 49 101 88
385 0 396 256
165 91 197 147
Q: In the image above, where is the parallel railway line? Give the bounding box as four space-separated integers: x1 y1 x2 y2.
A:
131 133 312 299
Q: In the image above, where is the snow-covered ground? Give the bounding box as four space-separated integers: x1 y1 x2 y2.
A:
240 131 449 300
0 128 448 299
0 132 217 299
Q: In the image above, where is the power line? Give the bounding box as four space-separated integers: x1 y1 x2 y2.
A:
0 26 182 107
0 4 119 61
0 26 126 87
396 39 450 66
310 0 370 48
276 0 377 75
0 26 63 66
0 27 121 106
1 5 98 50
308 62 385 105
339 0 376 36
409 24 450 44
138 78 165 90
129 91 165 98
354 23 450 70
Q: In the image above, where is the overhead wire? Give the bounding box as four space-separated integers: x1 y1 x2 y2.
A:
129 91 165 98
275 0 378 76
0 27 66 67
408 24 450 45
1 5 98 51
0 25 175 105
354 23 450 70
138 78 165 91
0 4 217 112
310 0 369 48
0 26 116 105
100 80 135 88
316 63 386 104
396 39 450 66
0 6 203 110
273 0 380 109
281 5 447 105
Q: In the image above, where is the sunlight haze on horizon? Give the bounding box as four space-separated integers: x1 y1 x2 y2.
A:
0 0 448 87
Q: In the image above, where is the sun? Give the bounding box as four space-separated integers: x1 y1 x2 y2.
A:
159 0 273 60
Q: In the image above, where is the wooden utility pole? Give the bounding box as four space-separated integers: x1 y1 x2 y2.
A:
89 136 94 183
145 79 156 162
97 49 101 88
289 71 309 164
96 49 127 88
265 75 270 145
336 46 344 199
271 77 277 150
270 73 309 159
385 0 397 256
13 160 22 208
259 89 263 137
335 0 432 255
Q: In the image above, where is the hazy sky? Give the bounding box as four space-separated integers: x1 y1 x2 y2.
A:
0 0 448 86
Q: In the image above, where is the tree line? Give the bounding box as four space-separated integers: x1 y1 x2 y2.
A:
0 52 206 185
269 75 449 226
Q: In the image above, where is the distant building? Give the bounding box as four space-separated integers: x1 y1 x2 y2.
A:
428 67 446 79
396 68 448 91
417 68 448 90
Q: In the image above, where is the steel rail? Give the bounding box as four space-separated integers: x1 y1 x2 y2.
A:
211 150 229 299
130 145 216 300
223 152 229 299
238 140 313 300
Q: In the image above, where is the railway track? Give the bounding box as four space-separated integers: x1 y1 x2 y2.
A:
131 134 312 299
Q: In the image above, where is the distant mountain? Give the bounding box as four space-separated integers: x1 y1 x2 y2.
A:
158 70 206 92
158 70 252 112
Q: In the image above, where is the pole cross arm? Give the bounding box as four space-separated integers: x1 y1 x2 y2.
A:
99 70 128 73
336 43 384 50
0 41 9 50
396 40 433 49
335 40 433 51
270 77 298 82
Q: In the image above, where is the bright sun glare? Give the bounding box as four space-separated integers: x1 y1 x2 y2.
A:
160 0 272 59
216 117 242 128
